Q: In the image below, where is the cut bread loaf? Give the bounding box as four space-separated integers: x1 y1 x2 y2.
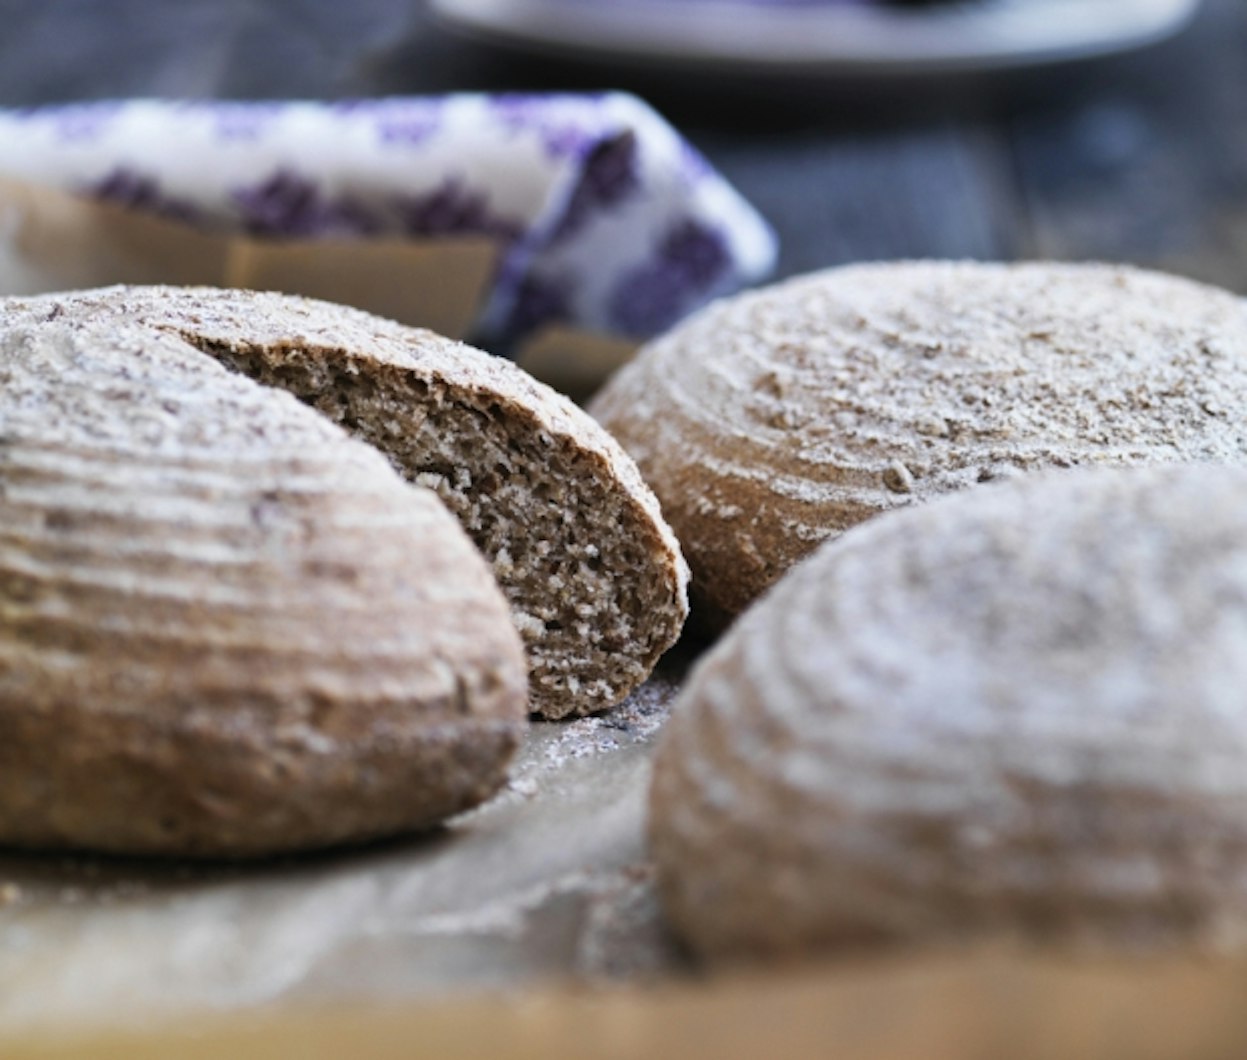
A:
650 465 1247 962
590 261 1247 626
5 287 689 720
0 318 526 858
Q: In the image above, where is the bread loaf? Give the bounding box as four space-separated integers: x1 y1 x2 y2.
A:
590 261 1247 626
650 465 1247 961
0 319 526 857
6 287 689 720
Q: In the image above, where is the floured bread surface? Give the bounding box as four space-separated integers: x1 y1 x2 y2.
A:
0 320 527 858
590 261 1247 625
5 287 689 720
650 465 1247 962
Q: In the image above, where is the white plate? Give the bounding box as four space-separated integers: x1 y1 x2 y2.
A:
431 0 1202 76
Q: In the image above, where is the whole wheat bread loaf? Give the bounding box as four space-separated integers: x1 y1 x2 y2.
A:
5 287 689 720
0 318 526 858
650 465 1247 962
590 261 1247 626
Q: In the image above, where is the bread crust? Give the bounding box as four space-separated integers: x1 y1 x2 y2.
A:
591 261 1247 625
650 465 1247 961
0 320 526 857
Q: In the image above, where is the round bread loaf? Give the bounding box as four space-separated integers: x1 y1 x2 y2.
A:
650 464 1247 961
590 261 1247 626
0 319 526 858
5 287 688 720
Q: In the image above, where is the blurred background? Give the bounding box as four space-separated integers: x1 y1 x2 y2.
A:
0 0 1239 298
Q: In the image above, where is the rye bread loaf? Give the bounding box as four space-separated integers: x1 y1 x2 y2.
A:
5 287 689 720
0 318 527 858
650 464 1247 963
590 261 1247 627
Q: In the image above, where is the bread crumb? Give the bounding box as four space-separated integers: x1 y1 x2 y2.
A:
882 461 914 494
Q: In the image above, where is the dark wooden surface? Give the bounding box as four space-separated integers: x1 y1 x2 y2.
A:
0 0 1243 295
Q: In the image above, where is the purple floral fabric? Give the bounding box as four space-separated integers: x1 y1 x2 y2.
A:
609 219 731 336
0 95 777 348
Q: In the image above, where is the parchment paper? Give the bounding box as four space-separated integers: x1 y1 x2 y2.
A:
0 666 693 1034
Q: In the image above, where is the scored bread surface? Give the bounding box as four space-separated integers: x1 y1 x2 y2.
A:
590 261 1247 625
650 465 1247 962
0 319 527 858
4 287 689 720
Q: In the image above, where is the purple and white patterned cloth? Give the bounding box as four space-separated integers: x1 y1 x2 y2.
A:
0 95 777 348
